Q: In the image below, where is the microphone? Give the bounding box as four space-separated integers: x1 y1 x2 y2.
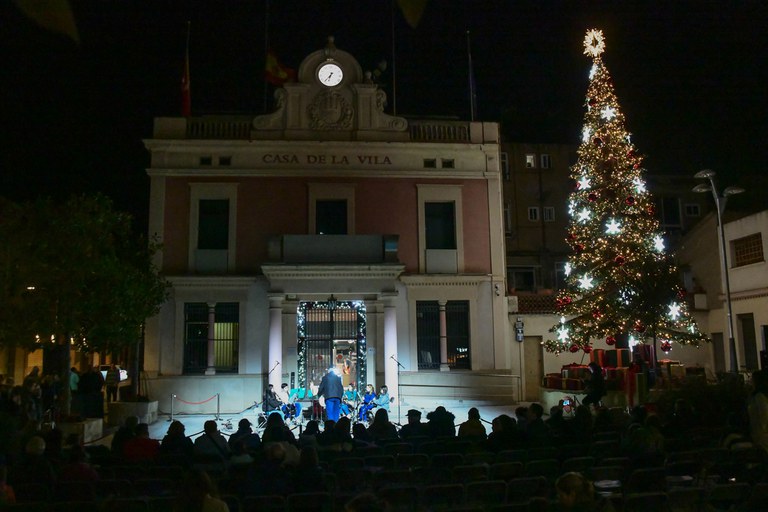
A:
275 361 280 365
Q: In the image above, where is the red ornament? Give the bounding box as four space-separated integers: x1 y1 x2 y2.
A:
625 196 635 206
567 232 576 241
661 340 672 353
592 309 602 319
569 345 579 353
647 204 656 216
606 336 616 346
627 149 636 158
614 255 626 265
633 163 641 169
583 345 593 354
593 137 603 146
634 320 646 333
677 289 687 299
575 244 585 254
588 98 597 107
588 192 598 202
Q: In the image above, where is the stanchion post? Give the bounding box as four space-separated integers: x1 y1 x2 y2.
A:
216 393 221 420
169 394 176 422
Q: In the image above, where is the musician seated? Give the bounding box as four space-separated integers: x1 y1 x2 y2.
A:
340 383 357 417
372 385 391 413
263 384 282 413
278 383 302 421
358 384 377 422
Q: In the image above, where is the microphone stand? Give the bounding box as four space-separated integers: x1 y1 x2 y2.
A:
390 354 405 425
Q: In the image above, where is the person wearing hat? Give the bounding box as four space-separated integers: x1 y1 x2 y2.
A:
229 418 262 453
399 409 427 439
317 367 344 422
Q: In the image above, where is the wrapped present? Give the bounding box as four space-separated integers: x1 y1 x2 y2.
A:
564 378 583 391
605 349 618 367
669 364 685 379
632 344 655 367
616 348 631 367
591 349 606 367
544 374 562 389
562 364 590 380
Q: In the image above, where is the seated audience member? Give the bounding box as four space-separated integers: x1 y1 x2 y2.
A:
514 406 528 431
458 407 487 440
352 422 375 448
262 412 297 446
525 403 552 446
367 408 398 442
486 414 520 452
122 423 160 464
172 468 229 512
427 406 456 438
294 446 325 492
228 418 261 453
194 420 231 473
299 420 320 449
9 436 57 490
160 420 195 465
0 456 16 505
345 492 390 512
399 409 428 440
555 471 615 511
58 444 99 483
111 415 139 459
749 368 768 454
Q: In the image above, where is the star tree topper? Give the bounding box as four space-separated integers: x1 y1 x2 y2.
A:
584 29 606 58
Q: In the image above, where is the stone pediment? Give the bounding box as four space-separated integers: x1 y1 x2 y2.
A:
253 37 408 141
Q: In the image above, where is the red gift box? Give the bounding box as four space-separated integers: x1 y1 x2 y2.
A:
544 374 562 389
564 378 583 391
591 349 605 367
616 348 631 367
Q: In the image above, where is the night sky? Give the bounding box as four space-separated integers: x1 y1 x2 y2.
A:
2 1 766 227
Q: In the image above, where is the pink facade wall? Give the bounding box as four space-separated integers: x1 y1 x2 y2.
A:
162 176 493 275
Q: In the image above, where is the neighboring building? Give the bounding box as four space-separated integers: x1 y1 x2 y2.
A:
142 39 511 414
677 209 768 374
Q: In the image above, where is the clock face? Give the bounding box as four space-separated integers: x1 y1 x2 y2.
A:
317 63 343 87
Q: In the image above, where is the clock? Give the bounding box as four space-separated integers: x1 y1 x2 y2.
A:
317 62 343 87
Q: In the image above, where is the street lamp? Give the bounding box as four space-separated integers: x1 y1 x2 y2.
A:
693 169 744 373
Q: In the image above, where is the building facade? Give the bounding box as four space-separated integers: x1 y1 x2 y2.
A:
142 40 511 414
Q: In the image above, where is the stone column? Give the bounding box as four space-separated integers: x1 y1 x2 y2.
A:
268 295 284 388
439 300 450 371
205 302 216 376
384 302 399 418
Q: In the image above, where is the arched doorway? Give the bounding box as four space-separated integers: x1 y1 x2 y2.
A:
297 298 366 394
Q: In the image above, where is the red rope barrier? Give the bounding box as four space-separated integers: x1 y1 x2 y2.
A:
174 394 218 405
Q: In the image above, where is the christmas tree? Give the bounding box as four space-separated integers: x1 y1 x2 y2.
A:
544 29 708 356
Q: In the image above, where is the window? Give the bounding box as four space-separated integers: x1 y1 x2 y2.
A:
418 185 464 273
425 202 456 249
528 207 539 222
543 207 555 222
308 183 355 236
540 154 551 169
732 233 764 267
554 262 568 290
316 200 348 235
685 204 701 217
416 300 471 370
504 203 512 235
501 152 510 180
525 154 536 168
441 159 455 169
199 156 213 166
189 183 238 272
218 156 232 166
508 267 536 292
183 302 239 374
423 158 437 168
657 197 681 228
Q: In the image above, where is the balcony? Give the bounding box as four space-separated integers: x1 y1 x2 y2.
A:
267 234 399 265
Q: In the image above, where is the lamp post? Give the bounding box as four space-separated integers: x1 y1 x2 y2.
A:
693 169 744 373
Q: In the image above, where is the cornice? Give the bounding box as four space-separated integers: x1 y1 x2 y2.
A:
261 264 405 281
400 274 491 288
167 276 257 290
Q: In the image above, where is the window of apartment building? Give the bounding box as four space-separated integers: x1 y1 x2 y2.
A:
555 262 568 290
501 152 510 180
189 183 238 272
525 154 536 168
543 206 555 222
528 207 539 222
416 300 470 370
218 156 232 166
732 233 764 267
199 156 213 166
183 302 239 374
540 154 551 169
508 267 536 292
504 203 513 235
441 158 455 169
425 202 456 249
316 200 348 235
423 158 437 168
684 204 701 217
308 183 355 236
657 197 682 229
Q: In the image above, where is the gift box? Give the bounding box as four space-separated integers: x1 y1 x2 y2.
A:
562 364 590 380
632 344 655 367
544 374 562 389
591 349 606 367
616 348 631 367
605 349 617 368
669 364 685 379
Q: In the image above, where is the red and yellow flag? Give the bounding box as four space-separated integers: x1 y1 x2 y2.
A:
181 48 191 117
265 50 296 86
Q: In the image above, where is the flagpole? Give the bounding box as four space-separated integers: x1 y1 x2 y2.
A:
390 0 397 115
263 0 270 113
467 30 476 122
181 21 191 117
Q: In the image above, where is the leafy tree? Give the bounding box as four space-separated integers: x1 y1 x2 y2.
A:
544 30 708 356
0 194 168 410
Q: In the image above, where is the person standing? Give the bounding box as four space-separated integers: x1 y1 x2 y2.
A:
749 369 768 453
105 364 120 403
582 362 606 410
317 367 344 422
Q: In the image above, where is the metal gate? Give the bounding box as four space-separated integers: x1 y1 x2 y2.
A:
417 300 470 370
297 299 366 392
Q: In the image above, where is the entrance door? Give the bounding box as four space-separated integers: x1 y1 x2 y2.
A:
297 300 367 393
523 336 543 402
